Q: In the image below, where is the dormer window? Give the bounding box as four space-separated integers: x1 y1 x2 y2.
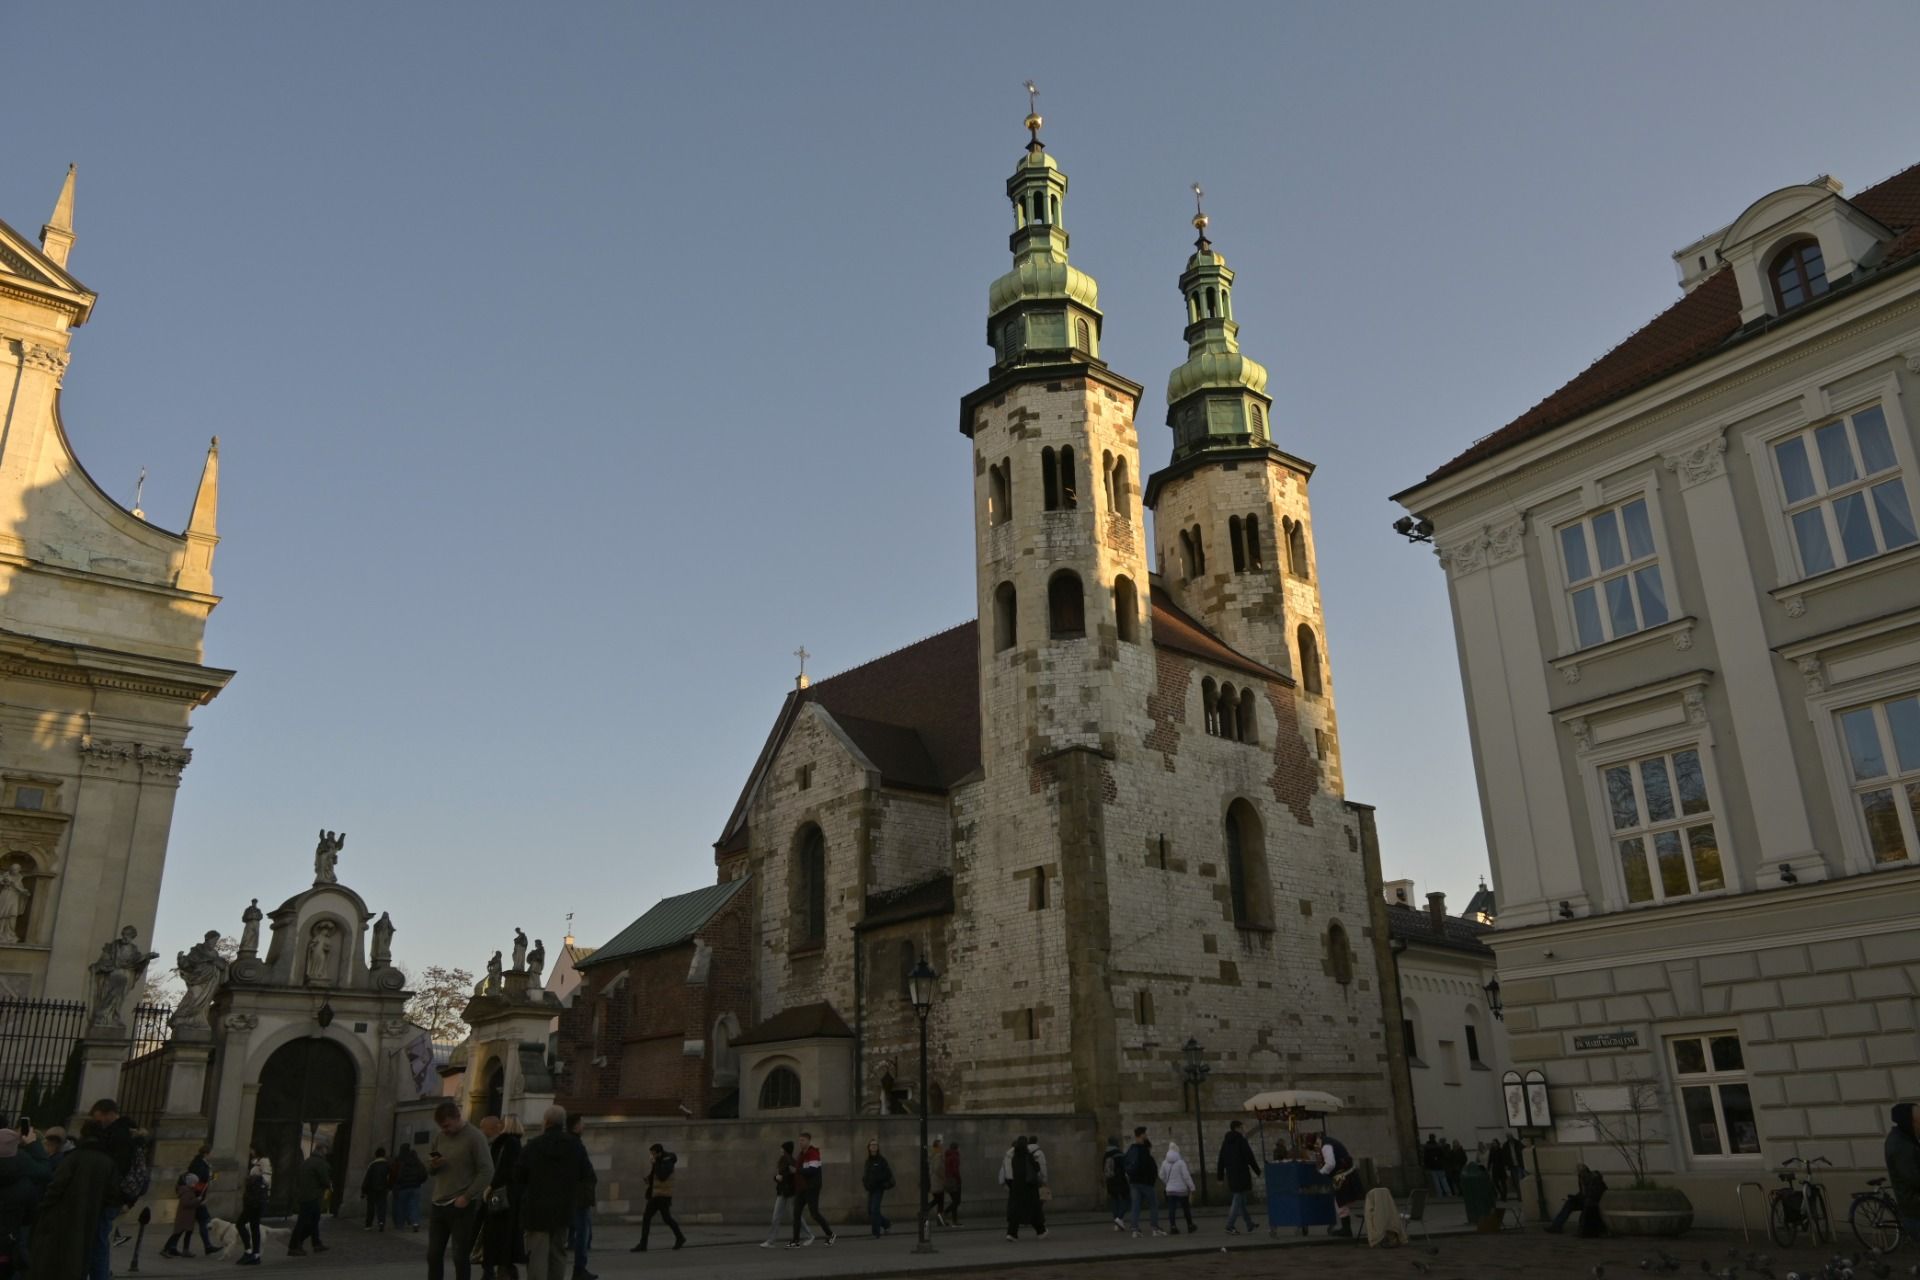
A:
1770 238 1829 312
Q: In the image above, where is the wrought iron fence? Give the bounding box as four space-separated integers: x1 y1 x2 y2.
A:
118 1003 172 1128
0 998 88 1124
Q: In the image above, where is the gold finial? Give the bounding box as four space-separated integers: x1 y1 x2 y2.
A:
1024 80 1043 142
1192 182 1211 250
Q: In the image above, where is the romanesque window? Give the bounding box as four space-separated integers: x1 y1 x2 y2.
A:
1028 869 1049 910
1201 677 1220 735
1286 517 1308 578
1042 448 1059 511
988 460 1012 526
1223 799 1273 930
1557 497 1670 648
1102 450 1114 505
1112 456 1128 508
1113 575 1139 643
1464 1021 1482 1065
1075 317 1091 351
1218 683 1237 739
1040 445 1077 509
1190 525 1206 574
993 582 1018 652
794 825 827 947
1602 746 1724 905
1236 688 1258 744
1133 990 1155 1025
1327 922 1353 984
1229 516 1247 573
1179 530 1198 581
1298 626 1322 696
1048 570 1085 639
1251 403 1266 440
1837 690 1920 865
797 764 814 790
1244 514 1263 570
1058 445 1077 508
1772 405 1917 577
1668 1033 1760 1156
1769 238 1829 312
759 1065 802 1110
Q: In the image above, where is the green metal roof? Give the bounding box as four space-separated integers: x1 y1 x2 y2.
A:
582 876 750 968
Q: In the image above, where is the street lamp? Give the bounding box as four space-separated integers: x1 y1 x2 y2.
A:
1483 977 1503 1020
907 958 938 1254
1180 1037 1212 1205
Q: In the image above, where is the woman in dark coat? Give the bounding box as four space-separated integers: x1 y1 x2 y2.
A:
481 1118 523 1280
28 1122 115 1280
0 1127 53 1273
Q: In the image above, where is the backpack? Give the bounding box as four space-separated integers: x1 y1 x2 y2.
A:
1012 1147 1035 1186
656 1152 677 1181
119 1142 151 1204
1103 1151 1126 1191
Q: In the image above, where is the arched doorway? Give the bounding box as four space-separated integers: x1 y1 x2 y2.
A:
251 1038 356 1215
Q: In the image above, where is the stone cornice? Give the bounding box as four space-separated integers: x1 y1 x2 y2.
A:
1435 517 1525 578
0 630 233 706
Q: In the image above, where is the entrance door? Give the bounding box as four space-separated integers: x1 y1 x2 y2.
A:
251 1038 357 1215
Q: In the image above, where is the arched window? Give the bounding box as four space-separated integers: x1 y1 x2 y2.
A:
1220 684 1239 739
1179 530 1197 581
1327 922 1354 985
1243 514 1262 569
1286 518 1309 578
1048 570 1085 638
1224 799 1272 929
1059 445 1077 508
1075 317 1091 351
1113 575 1138 643
1101 450 1114 506
1298 625 1322 695
794 826 826 947
1220 287 1231 318
1205 286 1217 317
1237 687 1257 744
988 461 1011 526
1402 998 1423 1059
1188 293 1200 324
758 1065 802 1110
1049 194 1059 224
1229 516 1247 573
1041 448 1059 511
1191 525 1206 574
1771 238 1829 312
1112 456 1129 508
1251 403 1266 439
1201 677 1219 736
993 581 1018 652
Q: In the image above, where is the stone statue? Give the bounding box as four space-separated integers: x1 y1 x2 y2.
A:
527 938 546 986
0 866 27 945
239 899 263 957
371 911 395 968
313 829 345 885
512 928 528 971
88 926 158 1029
486 949 503 992
170 931 230 1030
305 921 336 986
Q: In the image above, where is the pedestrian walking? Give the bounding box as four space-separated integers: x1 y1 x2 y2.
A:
393 1144 427 1231
1445 1139 1467 1196
1486 1136 1511 1200
362 1147 392 1230
1886 1101 1920 1244
480 1117 523 1280
563 1114 595 1280
762 1141 812 1248
1506 1134 1526 1192
514 1106 590 1280
927 1139 948 1228
859 1139 894 1237
427 1100 494 1280
1160 1141 1198 1234
631 1143 684 1252
187 1143 219 1255
159 1170 208 1257
941 1142 962 1226
236 1149 270 1266
86 1098 138 1280
1421 1135 1447 1196
288 1141 333 1255
1216 1120 1261 1235
1102 1136 1128 1231
789 1132 835 1247
27 1119 115 1280
999 1136 1047 1240
1124 1127 1163 1237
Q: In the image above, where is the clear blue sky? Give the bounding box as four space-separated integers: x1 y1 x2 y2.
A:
7 2 1918 976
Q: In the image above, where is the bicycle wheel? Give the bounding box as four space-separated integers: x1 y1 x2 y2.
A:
1850 1194 1900 1254
1769 1194 1798 1248
1809 1187 1833 1246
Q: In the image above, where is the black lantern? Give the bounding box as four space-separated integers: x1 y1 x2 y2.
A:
1484 977 1503 1020
316 1000 335 1030
907 959 937 1018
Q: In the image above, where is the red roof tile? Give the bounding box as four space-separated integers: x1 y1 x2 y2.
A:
1416 161 1920 488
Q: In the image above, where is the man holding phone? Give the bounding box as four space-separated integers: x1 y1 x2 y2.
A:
427 1101 493 1280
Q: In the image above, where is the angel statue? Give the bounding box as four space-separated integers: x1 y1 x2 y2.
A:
170 931 231 1030
314 829 345 885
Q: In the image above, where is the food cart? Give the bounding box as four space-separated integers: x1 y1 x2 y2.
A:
1244 1089 1344 1237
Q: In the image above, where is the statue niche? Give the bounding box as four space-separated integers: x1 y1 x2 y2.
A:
304 920 340 987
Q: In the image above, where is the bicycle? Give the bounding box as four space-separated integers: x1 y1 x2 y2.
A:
1768 1156 1833 1248
1849 1176 1904 1254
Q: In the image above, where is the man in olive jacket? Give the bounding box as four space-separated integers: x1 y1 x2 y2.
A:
1888 1101 1920 1241
289 1143 334 1255
515 1107 592 1280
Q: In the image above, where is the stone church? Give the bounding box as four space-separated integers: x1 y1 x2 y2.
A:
0 169 229 1005
564 117 1410 1170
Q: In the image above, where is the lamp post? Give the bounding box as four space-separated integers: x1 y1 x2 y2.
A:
907 958 938 1254
1180 1037 1212 1205
1483 977 1503 1020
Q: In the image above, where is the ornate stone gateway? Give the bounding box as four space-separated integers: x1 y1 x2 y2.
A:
250 1038 356 1214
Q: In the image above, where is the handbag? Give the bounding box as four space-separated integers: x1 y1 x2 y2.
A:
486 1187 512 1215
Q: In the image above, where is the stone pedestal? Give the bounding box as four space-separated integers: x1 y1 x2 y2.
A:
73 1036 127 1124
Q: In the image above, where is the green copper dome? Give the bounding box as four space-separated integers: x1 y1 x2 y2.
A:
1164 226 1274 459
982 128 1105 375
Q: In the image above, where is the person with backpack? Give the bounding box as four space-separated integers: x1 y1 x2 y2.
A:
630 1143 683 1252
236 1149 270 1266
1124 1127 1163 1238
362 1147 391 1230
998 1136 1046 1240
941 1142 962 1226
1102 1137 1128 1230
860 1139 894 1238
788 1132 834 1248
28 1119 116 1280
392 1144 427 1231
1216 1120 1262 1235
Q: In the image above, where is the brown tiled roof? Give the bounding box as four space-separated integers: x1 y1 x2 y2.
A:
1148 583 1290 682
1384 903 1495 957
732 1001 853 1046
1415 161 1920 488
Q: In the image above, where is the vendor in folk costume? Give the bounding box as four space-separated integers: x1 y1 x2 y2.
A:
1308 1132 1363 1236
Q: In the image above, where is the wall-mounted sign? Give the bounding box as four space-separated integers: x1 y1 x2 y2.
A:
1572 1029 1639 1052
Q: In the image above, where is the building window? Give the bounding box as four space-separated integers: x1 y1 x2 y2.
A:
1223 799 1272 930
1058 445 1077 509
1402 1017 1419 1060
1286 518 1309 578
988 460 1012 526
1773 405 1917 577
759 1065 802 1110
11 788 43 812
1113 575 1139 643
1603 746 1724 905
1669 1033 1760 1157
1326 922 1352 984
1042 448 1059 511
1297 626 1323 696
795 764 813 791
1230 516 1247 573
1133 989 1154 1025
1028 868 1049 910
1837 691 1920 865
1769 238 1829 313
1251 403 1266 440
1179 529 1198 581
1112 456 1129 509
1075 317 1091 351
993 581 1018 652
794 825 827 947
1465 1024 1482 1065
1236 688 1257 744
1244 514 1263 569
1047 570 1085 638
1190 524 1206 573
1557 497 1670 649
1201 677 1219 735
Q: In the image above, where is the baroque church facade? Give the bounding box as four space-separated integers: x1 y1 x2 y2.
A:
565 120 1411 1170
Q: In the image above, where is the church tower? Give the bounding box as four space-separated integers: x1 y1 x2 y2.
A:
959 100 1151 773
1144 198 1344 788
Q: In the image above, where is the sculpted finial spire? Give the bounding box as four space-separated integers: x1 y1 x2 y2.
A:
1023 80 1043 153
40 165 76 269
1191 182 1211 253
